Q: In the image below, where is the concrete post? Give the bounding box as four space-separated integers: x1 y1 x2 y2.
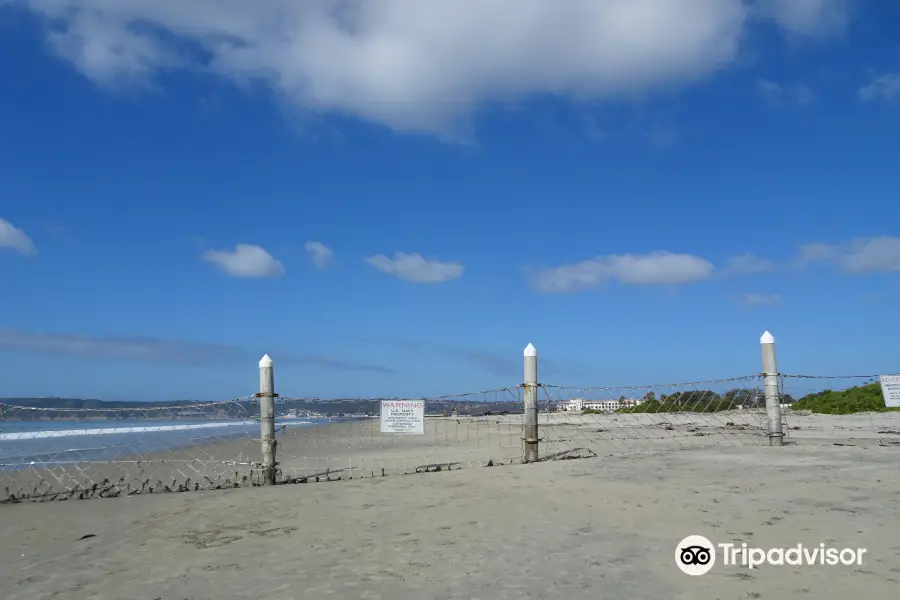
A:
523 343 539 463
259 354 277 485
760 331 784 447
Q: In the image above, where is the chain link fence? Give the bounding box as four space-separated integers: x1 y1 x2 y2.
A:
536 375 776 458
272 387 524 482
0 399 260 502
3 371 899 502
779 374 900 446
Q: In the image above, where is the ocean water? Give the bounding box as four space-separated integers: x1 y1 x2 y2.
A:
0 418 326 470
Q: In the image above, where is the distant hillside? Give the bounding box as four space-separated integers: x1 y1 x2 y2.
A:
275 398 525 417
0 397 526 420
1 397 193 410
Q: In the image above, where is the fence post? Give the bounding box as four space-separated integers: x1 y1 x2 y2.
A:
259 354 277 485
760 331 784 447
523 343 539 463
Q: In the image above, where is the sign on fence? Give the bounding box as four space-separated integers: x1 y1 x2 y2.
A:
880 375 900 408
380 400 425 434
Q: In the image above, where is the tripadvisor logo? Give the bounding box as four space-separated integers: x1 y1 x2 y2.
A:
675 535 867 575
676 535 716 576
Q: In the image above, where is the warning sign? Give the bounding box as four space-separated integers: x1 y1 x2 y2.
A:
380 400 425 434
880 375 900 408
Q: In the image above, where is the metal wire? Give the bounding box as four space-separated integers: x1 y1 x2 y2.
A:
541 374 761 392
780 374 888 380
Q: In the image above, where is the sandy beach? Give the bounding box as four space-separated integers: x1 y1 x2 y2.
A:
1 439 898 600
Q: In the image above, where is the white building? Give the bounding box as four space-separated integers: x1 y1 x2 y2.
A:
558 397 643 412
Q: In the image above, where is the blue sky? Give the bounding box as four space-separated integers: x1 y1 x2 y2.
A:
1 0 899 401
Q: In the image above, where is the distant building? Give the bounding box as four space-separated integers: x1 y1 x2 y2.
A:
558 397 643 412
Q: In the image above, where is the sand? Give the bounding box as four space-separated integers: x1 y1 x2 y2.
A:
1 440 898 600
2 410 899 598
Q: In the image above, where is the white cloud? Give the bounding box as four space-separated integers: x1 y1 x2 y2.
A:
203 244 285 278
0 217 37 256
531 251 715 293
859 73 900 103
741 293 782 307
365 252 463 283
754 0 848 36
727 252 774 274
799 236 900 273
304 241 334 269
756 78 783 103
798 242 838 263
756 79 816 106
792 83 817 105
13 0 842 137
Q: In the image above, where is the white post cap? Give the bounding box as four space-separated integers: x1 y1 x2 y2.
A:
760 331 775 344
524 343 537 357
259 354 273 368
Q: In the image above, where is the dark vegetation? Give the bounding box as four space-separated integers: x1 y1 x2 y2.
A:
614 383 893 415
617 388 775 413
790 382 897 414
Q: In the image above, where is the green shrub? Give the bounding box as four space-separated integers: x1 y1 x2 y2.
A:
791 383 893 414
